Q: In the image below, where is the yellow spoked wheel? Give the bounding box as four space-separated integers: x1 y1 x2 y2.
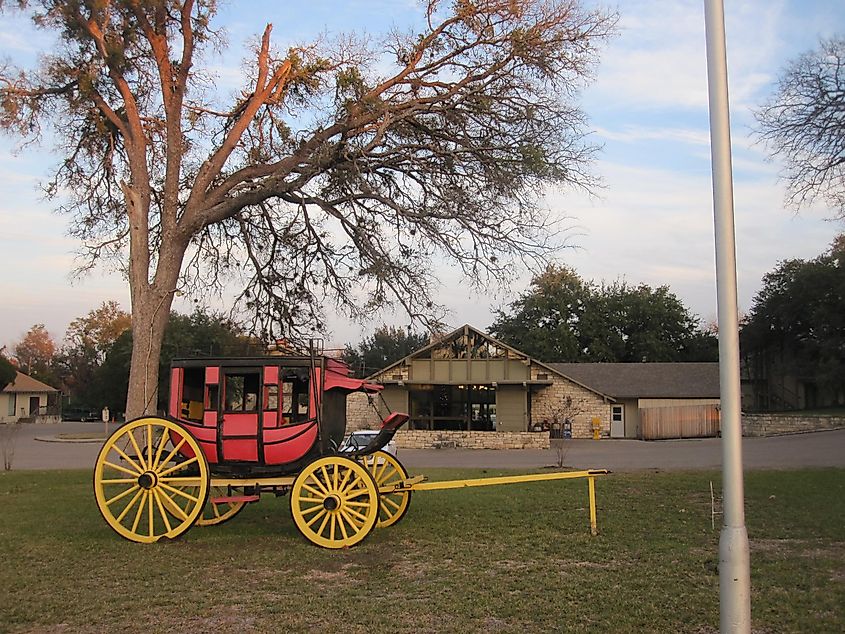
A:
360 451 412 528
290 456 379 549
93 417 209 543
195 486 247 527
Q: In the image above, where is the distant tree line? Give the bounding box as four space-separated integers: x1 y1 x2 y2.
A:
7 304 258 416
488 265 718 363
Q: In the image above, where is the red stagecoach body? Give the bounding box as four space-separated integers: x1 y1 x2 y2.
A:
167 355 404 476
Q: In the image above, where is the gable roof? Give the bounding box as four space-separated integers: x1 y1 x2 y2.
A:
548 363 720 399
3 372 58 393
369 323 532 378
367 324 614 400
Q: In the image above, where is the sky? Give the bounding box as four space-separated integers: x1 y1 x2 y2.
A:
0 0 843 352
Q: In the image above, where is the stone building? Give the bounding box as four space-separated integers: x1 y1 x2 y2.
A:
347 325 723 448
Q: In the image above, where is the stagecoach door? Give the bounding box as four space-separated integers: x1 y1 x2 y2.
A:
219 368 262 461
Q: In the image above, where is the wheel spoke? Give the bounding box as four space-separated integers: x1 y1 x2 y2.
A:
157 437 187 472
153 489 173 533
305 508 327 527
100 478 139 484
296 496 326 504
317 511 331 537
103 460 140 477
126 429 147 470
320 466 332 492
158 482 199 504
299 503 324 517
343 506 369 524
111 445 144 475
115 488 144 523
158 476 204 485
337 464 353 491
157 455 197 479
106 484 140 507
308 472 330 496
345 501 372 509
151 426 170 471
131 491 147 533
301 483 325 498
340 508 363 530
329 514 337 541
148 488 155 537
157 488 189 521
336 512 350 540
382 496 403 512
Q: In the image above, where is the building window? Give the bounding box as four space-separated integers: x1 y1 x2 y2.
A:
409 384 496 431
611 405 623 422
7 394 15 417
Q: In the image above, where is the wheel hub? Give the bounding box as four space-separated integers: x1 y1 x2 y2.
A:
323 495 340 511
138 471 158 489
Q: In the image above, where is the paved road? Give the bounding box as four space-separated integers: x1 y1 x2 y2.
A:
4 421 845 471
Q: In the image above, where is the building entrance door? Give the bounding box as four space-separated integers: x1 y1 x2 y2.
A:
610 405 625 438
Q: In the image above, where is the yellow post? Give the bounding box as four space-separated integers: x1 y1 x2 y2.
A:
588 476 598 535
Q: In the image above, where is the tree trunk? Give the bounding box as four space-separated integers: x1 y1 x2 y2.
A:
124 252 184 420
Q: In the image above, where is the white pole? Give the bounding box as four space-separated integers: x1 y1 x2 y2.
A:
702 1 751 632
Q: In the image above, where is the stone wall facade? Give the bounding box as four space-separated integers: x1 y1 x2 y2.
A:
530 365 612 438
346 392 385 432
741 414 845 437
394 429 550 449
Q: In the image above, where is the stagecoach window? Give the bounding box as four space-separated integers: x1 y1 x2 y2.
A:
224 372 260 412
265 384 279 411
280 369 310 424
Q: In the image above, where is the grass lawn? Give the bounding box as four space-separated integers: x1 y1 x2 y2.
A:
0 467 842 633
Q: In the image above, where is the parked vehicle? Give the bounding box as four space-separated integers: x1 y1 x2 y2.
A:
340 430 398 457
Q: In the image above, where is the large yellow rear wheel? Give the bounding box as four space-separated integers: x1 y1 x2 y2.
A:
290 456 379 549
360 451 412 528
93 417 209 543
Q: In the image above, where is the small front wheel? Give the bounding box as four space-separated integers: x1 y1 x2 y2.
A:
290 456 379 549
360 451 412 528
93 417 209 543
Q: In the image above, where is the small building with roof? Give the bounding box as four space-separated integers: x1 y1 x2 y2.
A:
1 372 61 424
550 363 720 439
347 325 721 447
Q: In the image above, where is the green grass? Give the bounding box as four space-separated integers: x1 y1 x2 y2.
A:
0 468 842 633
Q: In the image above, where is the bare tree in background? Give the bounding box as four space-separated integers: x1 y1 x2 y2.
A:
0 0 616 419
755 36 845 217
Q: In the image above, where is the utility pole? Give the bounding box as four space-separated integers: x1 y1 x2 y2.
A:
702 1 752 631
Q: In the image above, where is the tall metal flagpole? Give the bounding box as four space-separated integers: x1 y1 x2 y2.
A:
702 1 751 632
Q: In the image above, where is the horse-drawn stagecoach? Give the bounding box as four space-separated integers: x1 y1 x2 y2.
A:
94 353 411 548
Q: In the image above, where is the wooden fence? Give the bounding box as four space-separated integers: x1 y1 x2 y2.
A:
640 404 720 440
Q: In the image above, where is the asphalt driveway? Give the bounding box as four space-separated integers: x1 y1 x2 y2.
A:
4 421 844 472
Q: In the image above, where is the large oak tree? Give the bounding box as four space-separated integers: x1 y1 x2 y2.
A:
1 0 615 418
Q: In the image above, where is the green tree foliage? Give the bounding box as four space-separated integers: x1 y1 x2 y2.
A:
95 309 258 415
490 265 718 362
342 326 429 377
0 354 17 392
755 36 845 217
54 301 130 407
12 324 58 385
741 237 845 403
0 0 617 419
